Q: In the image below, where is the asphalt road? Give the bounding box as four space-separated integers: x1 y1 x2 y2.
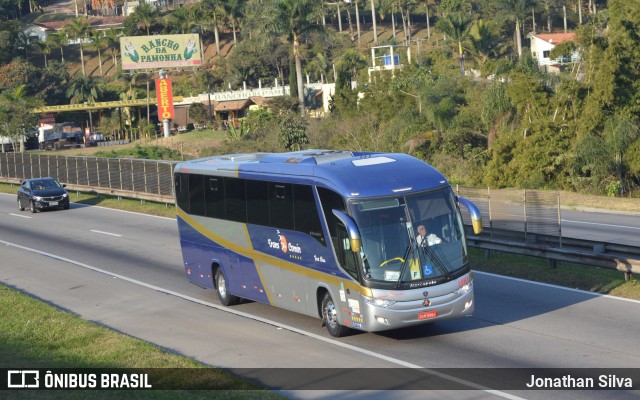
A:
1 192 639 400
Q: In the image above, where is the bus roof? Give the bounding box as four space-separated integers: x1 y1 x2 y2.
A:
174 150 450 198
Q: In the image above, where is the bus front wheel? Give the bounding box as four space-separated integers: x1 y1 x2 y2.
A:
322 292 350 337
215 269 239 306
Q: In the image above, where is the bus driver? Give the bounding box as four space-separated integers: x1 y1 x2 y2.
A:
416 224 442 247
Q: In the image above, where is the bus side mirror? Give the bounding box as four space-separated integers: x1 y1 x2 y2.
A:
457 196 483 235
332 209 361 253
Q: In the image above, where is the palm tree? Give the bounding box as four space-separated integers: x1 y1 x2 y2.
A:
48 32 67 62
202 0 225 56
132 0 158 35
167 6 191 34
89 29 107 76
103 28 121 69
369 0 378 46
264 0 321 114
498 0 537 58
224 0 245 45
436 12 473 75
67 75 103 133
467 19 508 69
64 17 91 76
35 39 52 68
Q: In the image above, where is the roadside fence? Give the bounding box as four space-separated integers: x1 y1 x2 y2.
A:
0 152 176 204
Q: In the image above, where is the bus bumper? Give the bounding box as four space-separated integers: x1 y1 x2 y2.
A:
359 287 474 332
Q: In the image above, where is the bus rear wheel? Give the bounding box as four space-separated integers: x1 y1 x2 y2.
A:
215 269 239 306
322 292 350 337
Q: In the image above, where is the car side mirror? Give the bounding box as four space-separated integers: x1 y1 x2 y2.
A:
62 184 67 188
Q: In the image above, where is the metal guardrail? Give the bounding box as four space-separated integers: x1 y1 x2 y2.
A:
467 231 640 278
0 152 638 277
0 152 176 204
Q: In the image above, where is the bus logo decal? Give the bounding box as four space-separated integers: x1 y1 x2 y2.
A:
279 233 288 253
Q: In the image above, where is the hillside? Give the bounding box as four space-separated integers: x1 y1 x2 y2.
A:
25 1 442 79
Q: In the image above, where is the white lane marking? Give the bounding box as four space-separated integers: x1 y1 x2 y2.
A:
90 230 122 237
9 213 32 219
474 271 640 305
1 238 522 400
561 219 640 230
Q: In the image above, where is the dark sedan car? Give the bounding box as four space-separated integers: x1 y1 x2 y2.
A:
17 177 70 213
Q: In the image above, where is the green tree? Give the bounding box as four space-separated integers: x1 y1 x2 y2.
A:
278 111 309 150
264 0 322 114
89 29 107 77
498 0 537 58
47 31 67 63
224 0 245 45
466 19 507 72
202 0 225 56
103 28 121 70
67 75 103 133
167 6 191 34
63 17 91 77
0 85 40 153
131 0 159 35
39 60 70 106
436 12 473 75
189 103 208 126
34 38 51 69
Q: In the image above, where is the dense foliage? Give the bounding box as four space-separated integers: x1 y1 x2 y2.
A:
2 0 640 197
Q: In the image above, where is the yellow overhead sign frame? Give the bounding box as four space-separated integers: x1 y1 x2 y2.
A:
32 98 184 113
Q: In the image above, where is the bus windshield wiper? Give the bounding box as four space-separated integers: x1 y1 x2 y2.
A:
395 245 414 288
421 244 450 279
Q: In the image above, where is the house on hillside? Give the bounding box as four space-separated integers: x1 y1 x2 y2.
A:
530 32 580 73
23 16 125 43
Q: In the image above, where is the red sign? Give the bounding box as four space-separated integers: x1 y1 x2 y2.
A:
39 113 55 126
155 78 175 120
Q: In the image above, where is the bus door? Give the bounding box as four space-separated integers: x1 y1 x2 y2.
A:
335 224 366 330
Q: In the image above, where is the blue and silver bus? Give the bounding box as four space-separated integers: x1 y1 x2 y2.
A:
174 150 483 337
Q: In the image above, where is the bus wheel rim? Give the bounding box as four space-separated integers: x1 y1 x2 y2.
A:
324 300 338 328
218 274 227 298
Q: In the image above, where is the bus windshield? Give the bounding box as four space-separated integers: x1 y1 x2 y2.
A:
349 187 467 286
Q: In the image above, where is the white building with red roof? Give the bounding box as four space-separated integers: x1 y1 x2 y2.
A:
530 32 579 69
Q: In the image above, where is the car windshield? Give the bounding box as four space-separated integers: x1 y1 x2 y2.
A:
32 179 61 190
349 187 467 285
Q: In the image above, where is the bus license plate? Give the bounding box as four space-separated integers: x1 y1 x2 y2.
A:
49 201 58 206
418 310 437 320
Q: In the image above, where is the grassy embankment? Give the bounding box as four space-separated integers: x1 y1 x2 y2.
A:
0 285 283 399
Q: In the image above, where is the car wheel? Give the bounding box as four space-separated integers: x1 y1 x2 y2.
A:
322 292 350 337
30 200 37 213
17 198 24 211
63 203 70 210
215 268 239 306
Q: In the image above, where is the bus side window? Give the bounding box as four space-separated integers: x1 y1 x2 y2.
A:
205 177 225 219
225 177 247 222
269 183 293 230
246 180 269 226
293 184 325 245
189 174 205 216
175 173 190 213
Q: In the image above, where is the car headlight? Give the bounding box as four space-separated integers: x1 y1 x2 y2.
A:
361 295 396 308
62 193 68 198
34 196 42 201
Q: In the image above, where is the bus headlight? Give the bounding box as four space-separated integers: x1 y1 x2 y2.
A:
456 283 471 295
361 295 396 308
